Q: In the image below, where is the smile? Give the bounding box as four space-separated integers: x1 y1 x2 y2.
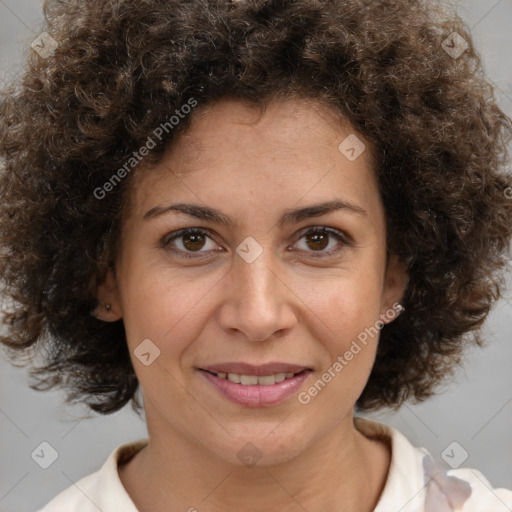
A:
197 363 312 407
207 370 304 386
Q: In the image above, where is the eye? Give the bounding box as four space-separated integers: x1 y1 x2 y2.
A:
161 228 222 259
292 227 351 258
161 226 351 260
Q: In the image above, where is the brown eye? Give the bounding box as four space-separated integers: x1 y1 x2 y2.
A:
305 231 330 251
162 228 221 258
293 227 350 257
182 231 207 251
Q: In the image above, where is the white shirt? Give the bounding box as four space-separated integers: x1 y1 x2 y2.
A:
37 417 512 512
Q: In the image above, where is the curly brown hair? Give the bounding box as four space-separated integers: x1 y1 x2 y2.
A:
1 0 511 415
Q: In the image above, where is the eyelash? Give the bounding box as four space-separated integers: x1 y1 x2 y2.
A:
161 227 352 260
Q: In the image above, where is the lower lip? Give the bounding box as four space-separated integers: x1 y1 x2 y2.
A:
198 370 311 407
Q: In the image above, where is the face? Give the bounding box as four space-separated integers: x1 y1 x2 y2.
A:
98 96 407 466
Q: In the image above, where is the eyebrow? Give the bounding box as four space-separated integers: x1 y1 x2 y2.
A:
143 199 367 226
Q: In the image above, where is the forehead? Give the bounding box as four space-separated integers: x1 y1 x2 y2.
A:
169 97 369 170
127 96 383 228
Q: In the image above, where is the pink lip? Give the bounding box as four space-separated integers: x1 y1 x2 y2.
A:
198 368 312 407
200 362 310 376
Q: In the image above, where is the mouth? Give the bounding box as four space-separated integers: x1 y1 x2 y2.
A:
197 363 313 407
201 369 308 386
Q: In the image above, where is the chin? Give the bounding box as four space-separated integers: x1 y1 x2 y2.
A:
206 426 312 468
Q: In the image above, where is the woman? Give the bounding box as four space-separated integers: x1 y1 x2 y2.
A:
0 0 511 511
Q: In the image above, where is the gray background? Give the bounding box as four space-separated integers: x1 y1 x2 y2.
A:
0 1 511 511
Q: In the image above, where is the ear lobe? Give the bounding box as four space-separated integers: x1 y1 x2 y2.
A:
92 269 123 321
380 254 409 324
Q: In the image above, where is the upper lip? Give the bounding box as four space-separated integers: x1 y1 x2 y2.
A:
199 362 311 376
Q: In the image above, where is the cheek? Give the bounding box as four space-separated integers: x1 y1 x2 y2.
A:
306 298 381 409
300 266 384 340
118 260 221 360
297 265 384 385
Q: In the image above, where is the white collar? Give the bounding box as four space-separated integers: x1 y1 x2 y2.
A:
39 417 432 511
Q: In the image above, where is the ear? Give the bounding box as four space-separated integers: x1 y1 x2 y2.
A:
379 253 409 325
92 268 123 322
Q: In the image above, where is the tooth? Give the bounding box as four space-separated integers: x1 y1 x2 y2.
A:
228 373 241 383
220 372 300 384
258 375 276 386
240 375 258 385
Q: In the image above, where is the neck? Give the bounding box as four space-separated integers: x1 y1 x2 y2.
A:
119 413 391 512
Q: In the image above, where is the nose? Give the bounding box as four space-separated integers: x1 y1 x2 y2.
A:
216 245 298 342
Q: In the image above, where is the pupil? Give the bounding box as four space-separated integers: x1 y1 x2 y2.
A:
184 233 205 251
308 232 328 251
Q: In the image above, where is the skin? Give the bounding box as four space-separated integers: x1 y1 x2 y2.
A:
96 96 408 512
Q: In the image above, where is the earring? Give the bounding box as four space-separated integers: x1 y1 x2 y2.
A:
104 303 112 312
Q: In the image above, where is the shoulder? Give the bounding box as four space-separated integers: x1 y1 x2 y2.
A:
36 439 148 512
354 416 512 512
423 457 512 512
